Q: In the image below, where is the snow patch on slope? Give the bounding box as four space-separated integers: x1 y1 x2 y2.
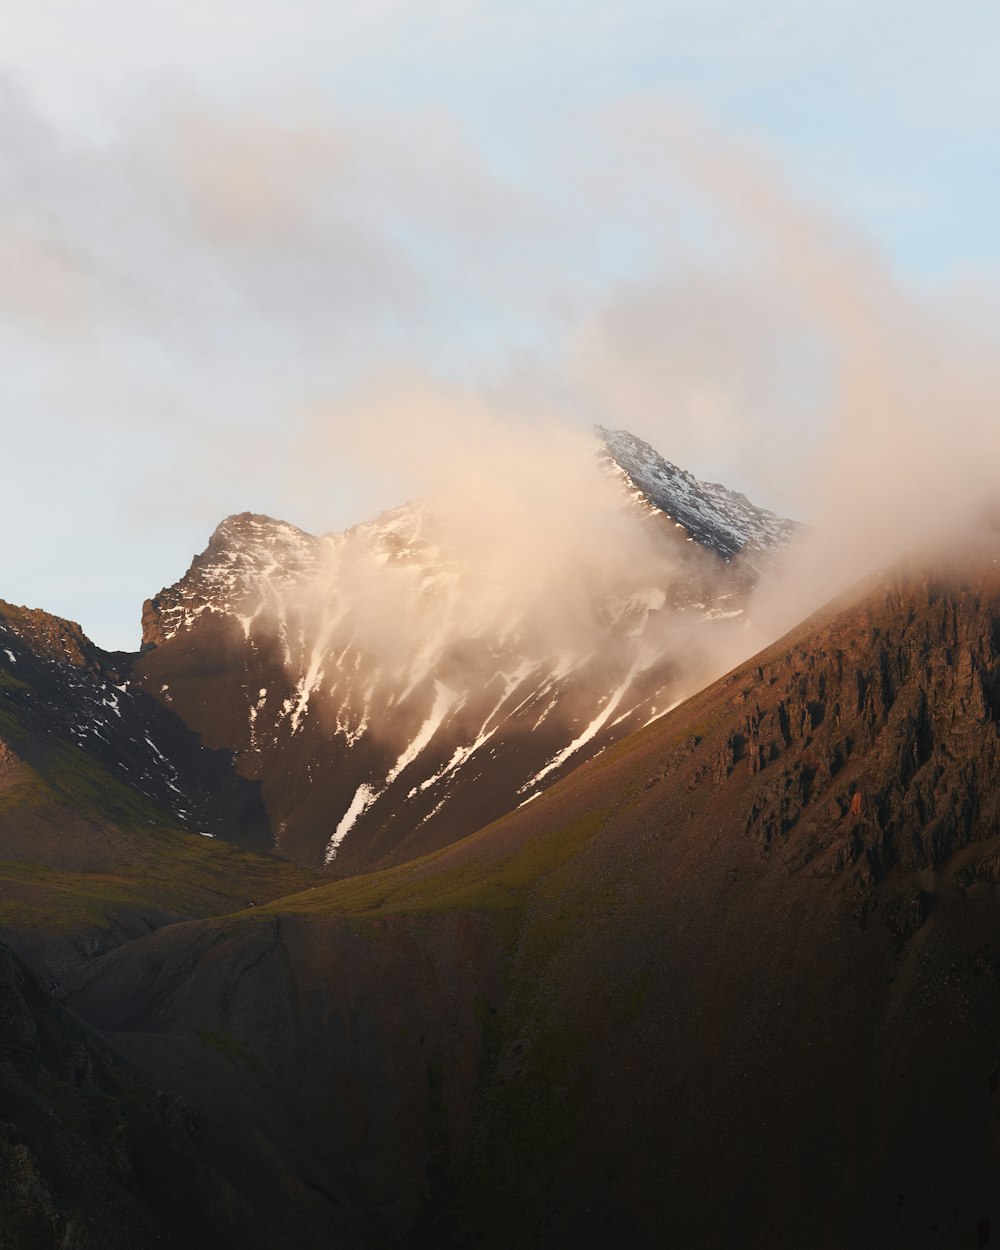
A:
326 783 378 862
520 657 643 795
385 681 461 786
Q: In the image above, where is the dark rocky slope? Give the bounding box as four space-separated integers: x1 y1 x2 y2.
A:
0 600 321 981
0 941 211 1250
66 912 503 1249
62 538 1000 1249
0 598 274 849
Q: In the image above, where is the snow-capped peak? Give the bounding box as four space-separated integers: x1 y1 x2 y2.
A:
598 426 801 566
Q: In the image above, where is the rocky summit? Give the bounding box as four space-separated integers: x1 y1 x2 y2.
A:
128 428 801 871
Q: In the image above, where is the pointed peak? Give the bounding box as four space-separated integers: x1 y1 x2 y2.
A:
143 514 322 648
208 512 316 549
596 424 801 562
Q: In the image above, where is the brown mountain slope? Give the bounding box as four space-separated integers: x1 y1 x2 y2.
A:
64 539 1000 1249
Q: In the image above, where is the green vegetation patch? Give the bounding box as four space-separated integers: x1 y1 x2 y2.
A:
0 838 321 935
44 737 167 827
196 1026 261 1073
256 804 612 937
0 763 52 813
0 860 156 931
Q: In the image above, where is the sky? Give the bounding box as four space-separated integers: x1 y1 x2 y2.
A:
3 1 1000 649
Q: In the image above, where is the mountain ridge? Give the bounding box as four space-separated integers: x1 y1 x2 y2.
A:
127 427 801 869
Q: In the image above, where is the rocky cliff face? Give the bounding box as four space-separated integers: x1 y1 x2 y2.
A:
689 553 1000 890
132 429 801 870
141 514 322 650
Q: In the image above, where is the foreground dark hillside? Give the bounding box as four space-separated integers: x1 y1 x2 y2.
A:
0 941 206 1249
60 539 1000 1249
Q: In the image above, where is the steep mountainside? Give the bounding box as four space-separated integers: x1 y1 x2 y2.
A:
0 599 273 847
63 537 1000 1249
132 429 801 871
0 600 320 979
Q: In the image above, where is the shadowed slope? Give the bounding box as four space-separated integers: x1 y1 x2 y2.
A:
0 602 322 980
0 940 215 1250
0 598 276 849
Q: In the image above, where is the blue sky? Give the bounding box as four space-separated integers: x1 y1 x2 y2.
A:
3 1 1000 648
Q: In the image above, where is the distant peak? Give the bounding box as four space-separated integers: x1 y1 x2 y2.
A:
209 513 316 548
142 514 322 648
596 424 801 563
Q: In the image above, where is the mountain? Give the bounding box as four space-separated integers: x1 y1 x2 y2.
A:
130 428 801 871
58 535 1000 1249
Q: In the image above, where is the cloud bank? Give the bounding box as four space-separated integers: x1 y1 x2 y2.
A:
2 70 999 657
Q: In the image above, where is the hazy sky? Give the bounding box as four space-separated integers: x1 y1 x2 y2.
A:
3 1 1000 649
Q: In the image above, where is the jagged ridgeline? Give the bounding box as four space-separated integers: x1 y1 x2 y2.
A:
130 427 802 871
